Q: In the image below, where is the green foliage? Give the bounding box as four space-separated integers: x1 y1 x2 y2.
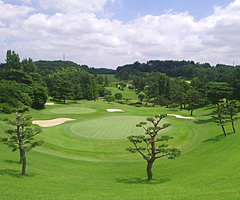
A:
114 93 123 100
138 92 145 102
212 103 229 136
104 95 115 103
127 114 180 179
1 110 44 174
207 82 233 104
0 80 33 113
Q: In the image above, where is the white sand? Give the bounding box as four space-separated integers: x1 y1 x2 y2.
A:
167 114 195 119
32 118 76 127
106 109 124 112
45 102 54 105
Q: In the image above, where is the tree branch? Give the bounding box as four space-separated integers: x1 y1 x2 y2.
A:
155 153 170 159
133 142 149 161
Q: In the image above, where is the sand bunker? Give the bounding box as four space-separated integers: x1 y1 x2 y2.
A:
32 118 76 127
45 102 54 105
167 114 195 120
106 109 124 112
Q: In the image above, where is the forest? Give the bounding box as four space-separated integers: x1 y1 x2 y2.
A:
0 49 240 114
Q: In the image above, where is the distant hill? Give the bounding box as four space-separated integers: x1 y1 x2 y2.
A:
34 60 116 76
115 60 235 79
93 68 115 74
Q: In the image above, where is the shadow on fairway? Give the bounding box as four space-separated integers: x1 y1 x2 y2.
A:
0 169 34 178
116 177 170 185
4 160 20 164
194 118 215 124
202 111 216 116
203 132 234 143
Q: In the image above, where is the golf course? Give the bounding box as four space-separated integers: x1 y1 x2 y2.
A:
1 96 240 200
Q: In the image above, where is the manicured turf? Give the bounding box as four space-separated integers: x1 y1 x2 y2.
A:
50 107 96 114
1 99 240 199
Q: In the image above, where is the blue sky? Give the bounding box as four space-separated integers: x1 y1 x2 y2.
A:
0 0 239 69
105 0 232 22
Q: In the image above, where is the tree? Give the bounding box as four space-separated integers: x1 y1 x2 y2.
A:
119 82 127 90
0 110 44 174
186 87 202 116
207 82 233 104
126 115 181 180
104 95 115 104
5 50 21 71
138 92 145 102
145 72 168 100
96 75 104 85
32 84 48 109
171 80 189 110
0 80 32 113
213 103 228 137
115 93 123 100
225 101 238 133
104 75 111 86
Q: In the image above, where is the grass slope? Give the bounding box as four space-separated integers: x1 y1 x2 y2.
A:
0 99 240 199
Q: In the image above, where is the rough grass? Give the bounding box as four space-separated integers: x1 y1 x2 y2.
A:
0 100 240 199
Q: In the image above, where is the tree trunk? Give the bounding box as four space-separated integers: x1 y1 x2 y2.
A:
20 149 24 163
22 151 26 175
221 125 227 137
232 121 236 133
147 160 154 180
191 108 193 116
180 104 182 111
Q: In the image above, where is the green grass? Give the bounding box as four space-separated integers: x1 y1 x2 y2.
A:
107 86 139 100
1 99 240 199
50 107 96 114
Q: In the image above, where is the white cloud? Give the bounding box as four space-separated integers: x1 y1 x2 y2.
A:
0 1 34 19
1 0 240 67
39 0 107 13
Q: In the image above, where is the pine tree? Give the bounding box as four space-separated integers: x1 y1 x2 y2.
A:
0 110 44 174
225 101 238 133
213 103 228 136
126 114 181 180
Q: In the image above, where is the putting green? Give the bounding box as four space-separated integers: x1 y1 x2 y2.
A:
69 116 172 141
50 107 96 114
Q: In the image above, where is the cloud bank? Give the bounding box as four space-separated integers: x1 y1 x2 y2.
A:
1 0 240 68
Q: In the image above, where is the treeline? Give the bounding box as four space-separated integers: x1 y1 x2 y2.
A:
1 49 240 115
114 69 240 116
0 50 112 113
115 60 234 81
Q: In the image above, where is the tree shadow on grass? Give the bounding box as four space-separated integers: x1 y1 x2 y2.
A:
116 177 170 185
202 111 216 116
194 118 215 124
0 169 34 178
4 160 21 164
1 160 35 178
203 132 234 143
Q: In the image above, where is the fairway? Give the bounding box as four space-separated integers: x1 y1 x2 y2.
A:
50 107 96 114
1 100 240 199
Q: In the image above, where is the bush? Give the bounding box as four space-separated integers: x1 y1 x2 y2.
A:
0 103 13 114
115 93 123 100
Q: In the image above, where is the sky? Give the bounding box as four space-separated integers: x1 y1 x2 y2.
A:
0 0 240 69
